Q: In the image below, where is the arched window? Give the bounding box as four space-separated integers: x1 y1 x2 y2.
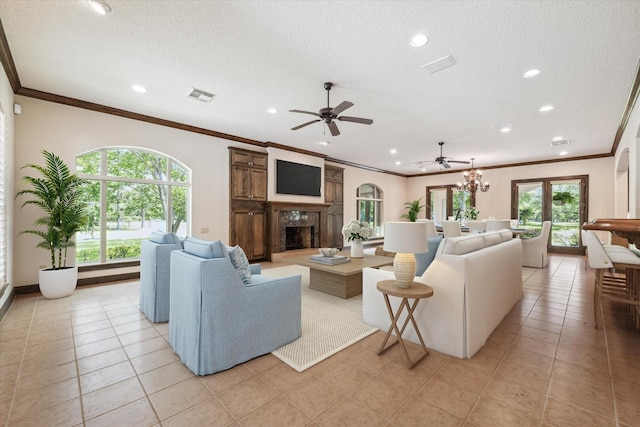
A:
76 148 191 263
357 183 383 238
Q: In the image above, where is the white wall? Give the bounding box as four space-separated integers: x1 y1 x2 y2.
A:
12 96 410 286
614 93 640 218
0 63 15 311
406 157 616 222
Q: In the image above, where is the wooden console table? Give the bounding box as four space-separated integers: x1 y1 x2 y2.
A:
583 219 640 247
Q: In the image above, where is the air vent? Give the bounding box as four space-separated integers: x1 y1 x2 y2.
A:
187 88 215 102
422 55 456 73
550 139 571 146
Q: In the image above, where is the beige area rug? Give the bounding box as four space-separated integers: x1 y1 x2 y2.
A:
262 265 378 372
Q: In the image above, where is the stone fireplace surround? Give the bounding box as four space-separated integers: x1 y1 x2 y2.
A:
267 202 329 255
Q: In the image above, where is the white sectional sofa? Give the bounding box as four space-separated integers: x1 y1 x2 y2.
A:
363 230 523 359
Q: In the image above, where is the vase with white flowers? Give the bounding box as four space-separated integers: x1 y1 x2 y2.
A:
341 219 371 258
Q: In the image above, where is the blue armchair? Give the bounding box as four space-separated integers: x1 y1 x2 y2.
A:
139 231 183 323
169 238 302 375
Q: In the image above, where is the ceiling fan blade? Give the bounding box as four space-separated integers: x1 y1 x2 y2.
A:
289 109 321 117
327 121 340 136
412 161 437 167
331 101 353 116
337 116 373 125
447 160 471 164
291 119 321 130
442 160 452 169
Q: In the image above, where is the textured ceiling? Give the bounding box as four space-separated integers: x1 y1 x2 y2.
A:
1 0 639 174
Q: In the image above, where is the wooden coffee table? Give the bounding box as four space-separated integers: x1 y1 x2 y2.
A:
288 251 394 298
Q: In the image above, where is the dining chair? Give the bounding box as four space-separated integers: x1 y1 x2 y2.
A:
486 220 511 231
465 220 486 232
417 219 438 238
441 220 462 237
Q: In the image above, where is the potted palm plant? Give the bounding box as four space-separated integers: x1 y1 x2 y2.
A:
16 150 88 298
401 197 425 222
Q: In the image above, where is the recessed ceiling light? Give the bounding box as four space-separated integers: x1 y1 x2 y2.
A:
318 141 330 146
410 34 428 48
389 149 397 154
523 69 541 78
552 136 563 141
132 84 147 93
539 105 554 112
87 0 112 15
500 127 512 133
559 151 568 156
267 108 278 114
395 161 401 166
420 168 426 172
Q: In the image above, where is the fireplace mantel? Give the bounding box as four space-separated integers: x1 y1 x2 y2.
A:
267 202 331 256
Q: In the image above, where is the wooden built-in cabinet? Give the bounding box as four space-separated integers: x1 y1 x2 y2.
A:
229 148 268 260
324 166 344 248
230 150 267 201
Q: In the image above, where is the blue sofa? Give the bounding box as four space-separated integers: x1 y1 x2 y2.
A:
169 238 302 375
139 231 183 323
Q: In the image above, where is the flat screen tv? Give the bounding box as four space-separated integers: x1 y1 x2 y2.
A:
276 159 322 197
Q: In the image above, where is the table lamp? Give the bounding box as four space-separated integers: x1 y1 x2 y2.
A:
383 221 428 288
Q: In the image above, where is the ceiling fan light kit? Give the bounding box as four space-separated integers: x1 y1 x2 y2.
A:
290 82 373 136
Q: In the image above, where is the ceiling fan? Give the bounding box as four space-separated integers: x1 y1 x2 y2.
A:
412 141 471 169
289 82 373 136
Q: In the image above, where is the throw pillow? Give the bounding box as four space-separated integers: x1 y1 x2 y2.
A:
229 245 252 285
415 235 444 276
183 237 229 259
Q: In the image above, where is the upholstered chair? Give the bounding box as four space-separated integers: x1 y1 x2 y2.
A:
521 221 551 268
441 220 462 237
139 231 183 323
169 237 302 375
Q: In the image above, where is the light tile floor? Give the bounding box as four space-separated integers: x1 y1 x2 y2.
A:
1 254 640 426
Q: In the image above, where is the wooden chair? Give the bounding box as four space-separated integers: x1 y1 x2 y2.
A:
583 230 640 329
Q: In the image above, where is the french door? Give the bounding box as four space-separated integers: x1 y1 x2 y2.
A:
511 175 588 255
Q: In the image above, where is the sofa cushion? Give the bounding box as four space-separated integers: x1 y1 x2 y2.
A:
440 233 485 255
183 237 229 259
415 235 444 276
229 245 252 285
150 231 182 246
482 232 502 248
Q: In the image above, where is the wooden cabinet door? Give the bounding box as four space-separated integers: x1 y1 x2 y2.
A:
231 166 251 200
250 168 267 201
249 211 267 259
232 211 251 251
333 211 343 247
231 150 251 166
251 153 268 169
334 181 343 204
325 180 335 203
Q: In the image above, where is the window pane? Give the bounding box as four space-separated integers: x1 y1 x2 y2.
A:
106 182 167 261
76 181 101 263
76 151 101 175
551 181 580 247
172 161 188 183
171 186 188 237
108 149 168 180
517 183 542 228
358 184 375 198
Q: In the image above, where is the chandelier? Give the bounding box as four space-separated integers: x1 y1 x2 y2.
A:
456 158 490 194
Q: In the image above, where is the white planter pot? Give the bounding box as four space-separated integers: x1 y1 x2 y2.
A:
39 266 78 299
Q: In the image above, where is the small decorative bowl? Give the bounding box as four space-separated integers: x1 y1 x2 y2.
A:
319 248 339 257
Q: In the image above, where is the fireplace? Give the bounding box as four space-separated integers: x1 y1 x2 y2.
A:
286 226 314 250
275 208 322 252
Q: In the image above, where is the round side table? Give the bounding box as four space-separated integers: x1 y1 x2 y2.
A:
376 280 434 368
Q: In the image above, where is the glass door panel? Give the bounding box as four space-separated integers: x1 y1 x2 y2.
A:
429 189 447 222
550 180 581 249
516 182 543 233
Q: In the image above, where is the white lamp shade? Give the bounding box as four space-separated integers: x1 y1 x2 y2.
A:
383 222 428 253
